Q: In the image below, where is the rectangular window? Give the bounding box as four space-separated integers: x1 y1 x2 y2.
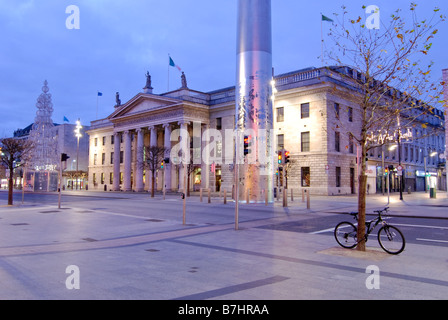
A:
110 152 114 164
336 167 341 187
102 136 106 146
93 154 98 165
120 151 124 164
301 167 310 187
301 103 310 119
102 153 105 165
94 138 98 147
277 134 284 150
301 132 310 152
120 172 123 184
276 107 284 122
216 117 222 130
101 173 105 185
110 172 113 185
335 132 340 152
334 103 340 119
93 173 97 185
111 135 115 145
349 134 354 154
348 107 353 122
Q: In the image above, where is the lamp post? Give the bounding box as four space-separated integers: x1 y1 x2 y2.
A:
74 119 82 190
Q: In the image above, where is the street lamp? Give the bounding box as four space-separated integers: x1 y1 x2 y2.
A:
74 119 82 190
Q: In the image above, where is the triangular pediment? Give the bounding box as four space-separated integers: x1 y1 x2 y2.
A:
108 93 180 120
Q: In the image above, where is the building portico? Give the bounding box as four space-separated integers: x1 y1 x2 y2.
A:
87 80 211 193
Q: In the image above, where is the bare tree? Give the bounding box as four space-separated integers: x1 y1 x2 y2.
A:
144 146 168 198
0 138 34 205
325 4 446 251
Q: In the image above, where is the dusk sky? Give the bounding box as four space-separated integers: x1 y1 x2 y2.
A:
1 0 446 137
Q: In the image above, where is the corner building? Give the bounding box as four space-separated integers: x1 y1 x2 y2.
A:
87 67 446 195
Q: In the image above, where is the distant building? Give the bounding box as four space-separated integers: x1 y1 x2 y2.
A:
13 122 90 190
86 67 446 195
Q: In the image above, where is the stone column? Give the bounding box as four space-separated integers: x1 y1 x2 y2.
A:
113 132 121 191
148 126 157 191
178 121 190 192
201 123 210 189
135 128 144 192
163 123 172 191
123 130 132 192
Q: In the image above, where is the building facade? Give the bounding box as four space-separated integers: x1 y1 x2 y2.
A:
87 67 446 195
12 122 90 191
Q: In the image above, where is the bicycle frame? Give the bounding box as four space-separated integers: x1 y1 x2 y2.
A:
352 208 389 242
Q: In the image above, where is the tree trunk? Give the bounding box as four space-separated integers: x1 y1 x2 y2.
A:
8 175 13 206
151 173 155 198
357 174 367 251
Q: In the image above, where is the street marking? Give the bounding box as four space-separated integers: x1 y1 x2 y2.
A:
393 223 448 230
310 227 335 234
416 238 448 244
311 222 448 235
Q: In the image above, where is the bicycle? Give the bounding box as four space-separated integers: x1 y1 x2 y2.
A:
334 207 405 255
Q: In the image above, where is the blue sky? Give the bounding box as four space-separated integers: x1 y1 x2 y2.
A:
0 0 446 137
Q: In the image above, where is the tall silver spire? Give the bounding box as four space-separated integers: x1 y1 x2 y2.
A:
236 0 274 202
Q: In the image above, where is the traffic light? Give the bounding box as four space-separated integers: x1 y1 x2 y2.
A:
285 151 290 164
161 160 164 169
278 151 283 164
61 153 70 162
244 135 251 156
384 168 389 176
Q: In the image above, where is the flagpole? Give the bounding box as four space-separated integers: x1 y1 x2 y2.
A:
96 92 99 119
321 13 323 67
168 54 170 92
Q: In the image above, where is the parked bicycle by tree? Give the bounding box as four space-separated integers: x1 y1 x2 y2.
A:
334 207 405 255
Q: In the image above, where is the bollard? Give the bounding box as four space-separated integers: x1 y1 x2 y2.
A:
200 188 203 202
208 188 211 203
302 189 305 202
265 189 268 206
306 190 310 209
224 189 227 204
283 188 287 207
291 188 294 202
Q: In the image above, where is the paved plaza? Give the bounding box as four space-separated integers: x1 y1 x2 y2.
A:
0 189 447 301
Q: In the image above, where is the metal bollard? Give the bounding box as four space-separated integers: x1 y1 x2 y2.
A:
306 190 310 209
208 188 211 203
200 188 203 202
224 189 227 204
283 188 287 207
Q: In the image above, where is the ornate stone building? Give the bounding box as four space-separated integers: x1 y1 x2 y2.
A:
87 67 446 195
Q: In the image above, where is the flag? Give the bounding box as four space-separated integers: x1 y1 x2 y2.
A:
98 92 103 96
322 14 334 22
63 116 69 123
169 56 182 72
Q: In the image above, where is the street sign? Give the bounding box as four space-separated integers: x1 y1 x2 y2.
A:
397 165 403 176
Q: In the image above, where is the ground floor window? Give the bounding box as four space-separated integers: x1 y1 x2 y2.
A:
301 167 310 187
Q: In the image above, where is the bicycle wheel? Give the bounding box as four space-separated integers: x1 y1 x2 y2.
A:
377 225 405 255
334 222 358 249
